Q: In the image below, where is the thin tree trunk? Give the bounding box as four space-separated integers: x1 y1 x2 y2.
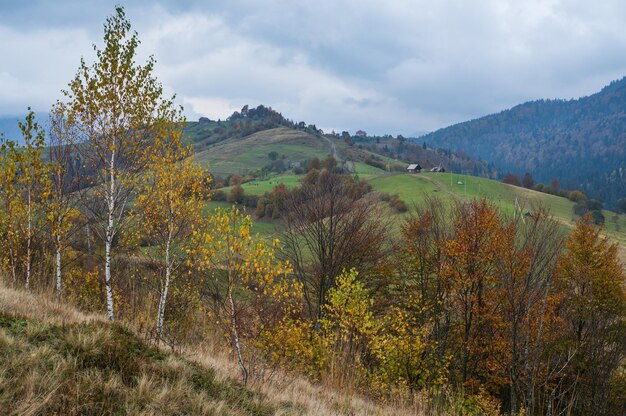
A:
25 188 32 289
105 234 114 320
105 150 116 321
156 235 172 339
229 284 248 385
510 318 519 414
55 234 62 295
9 246 16 283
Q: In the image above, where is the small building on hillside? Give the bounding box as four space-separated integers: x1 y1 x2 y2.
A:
430 166 446 173
406 163 422 173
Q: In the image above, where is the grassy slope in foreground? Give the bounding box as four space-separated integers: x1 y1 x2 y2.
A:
0 290 283 415
0 284 421 416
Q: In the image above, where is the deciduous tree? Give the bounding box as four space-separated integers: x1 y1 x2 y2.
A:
281 171 388 321
47 112 83 295
17 111 51 289
192 207 294 384
134 115 205 340
55 7 181 320
556 216 626 415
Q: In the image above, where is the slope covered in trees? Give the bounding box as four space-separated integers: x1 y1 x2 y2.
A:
421 78 626 207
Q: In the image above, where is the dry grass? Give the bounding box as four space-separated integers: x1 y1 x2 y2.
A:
0 283 103 325
186 345 429 416
0 281 434 415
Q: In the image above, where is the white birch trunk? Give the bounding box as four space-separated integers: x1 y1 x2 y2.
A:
105 150 116 321
55 234 62 294
105 234 114 320
25 187 32 289
156 235 172 339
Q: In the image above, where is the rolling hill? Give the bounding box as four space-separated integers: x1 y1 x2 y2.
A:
185 104 496 180
219 169 626 266
420 77 626 208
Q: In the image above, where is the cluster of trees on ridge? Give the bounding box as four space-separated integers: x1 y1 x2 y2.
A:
0 7 625 416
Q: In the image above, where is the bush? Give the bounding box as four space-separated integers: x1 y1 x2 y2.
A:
586 199 604 211
364 157 386 170
211 189 227 201
243 194 258 208
573 202 588 216
255 197 268 218
227 184 244 204
591 210 605 225
568 190 588 202
379 193 408 212
389 194 408 213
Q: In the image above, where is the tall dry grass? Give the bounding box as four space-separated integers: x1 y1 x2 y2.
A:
0 281 442 415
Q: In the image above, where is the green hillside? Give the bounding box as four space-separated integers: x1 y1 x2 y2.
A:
420 77 626 208
216 168 626 249
369 172 626 244
193 127 332 176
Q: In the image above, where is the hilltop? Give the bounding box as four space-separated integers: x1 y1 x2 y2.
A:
420 77 626 208
185 104 496 179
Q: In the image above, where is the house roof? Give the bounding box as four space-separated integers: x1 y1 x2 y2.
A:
407 164 421 170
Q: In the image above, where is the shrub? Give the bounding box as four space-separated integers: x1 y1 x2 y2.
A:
568 190 588 202
243 194 258 208
227 184 244 204
211 189 227 201
591 210 605 225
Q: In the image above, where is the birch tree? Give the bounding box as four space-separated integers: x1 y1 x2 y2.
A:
134 117 206 340
47 112 82 295
0 135 21 282
193 207 293 384
17 110 51 289
55 6 180 320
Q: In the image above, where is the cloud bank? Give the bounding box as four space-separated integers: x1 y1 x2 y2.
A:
1 0 625 135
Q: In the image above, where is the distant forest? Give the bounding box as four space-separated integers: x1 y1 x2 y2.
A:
420 77 626 208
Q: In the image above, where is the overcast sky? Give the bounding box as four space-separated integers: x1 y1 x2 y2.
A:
1 0 625 136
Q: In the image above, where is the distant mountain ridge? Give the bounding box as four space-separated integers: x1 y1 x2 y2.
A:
420 77 626 207
0 112 49 145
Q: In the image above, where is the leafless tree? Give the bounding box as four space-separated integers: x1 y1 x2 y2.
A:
280 170 389 321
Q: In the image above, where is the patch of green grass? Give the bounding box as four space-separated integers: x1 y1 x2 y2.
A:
368 173 453 207
193 127 331 175
367 171 626 244
227 174 303 196
352 162 385 174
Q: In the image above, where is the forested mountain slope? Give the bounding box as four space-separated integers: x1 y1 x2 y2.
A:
421 77 626 207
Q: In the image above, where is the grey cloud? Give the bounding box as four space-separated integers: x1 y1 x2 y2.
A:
0 0 625 135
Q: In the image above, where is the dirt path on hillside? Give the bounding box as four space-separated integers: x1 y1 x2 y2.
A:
322 136 340 161
417 174 463 201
